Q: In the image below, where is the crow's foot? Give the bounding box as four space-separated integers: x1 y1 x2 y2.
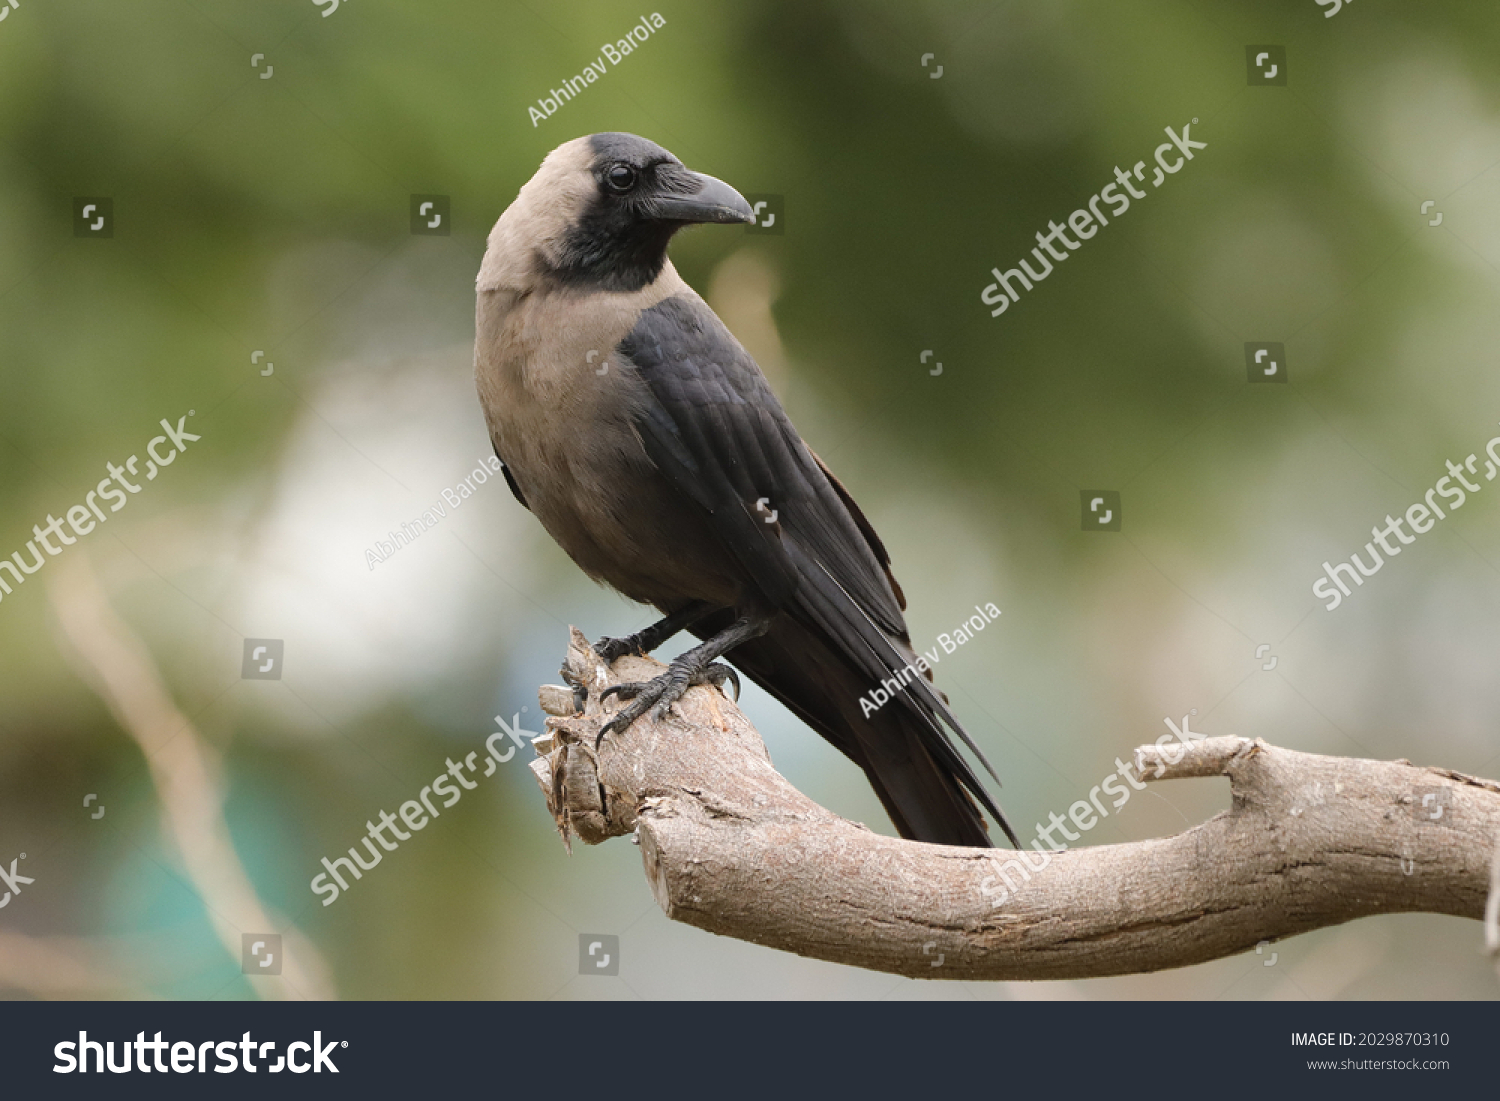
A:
595 660 739 748
592 633 642 666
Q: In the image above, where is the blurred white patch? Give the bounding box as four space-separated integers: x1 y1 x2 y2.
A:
234 348 538 730
1349 50 1500 208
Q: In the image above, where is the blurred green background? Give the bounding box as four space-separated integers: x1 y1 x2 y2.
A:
2 0 1498 999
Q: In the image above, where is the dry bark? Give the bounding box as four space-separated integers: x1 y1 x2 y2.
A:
529 628 1500 980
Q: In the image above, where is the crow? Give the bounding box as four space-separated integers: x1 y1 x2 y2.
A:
475 132 1016 848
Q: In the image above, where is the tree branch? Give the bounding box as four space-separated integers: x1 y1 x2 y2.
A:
529 629 1500 980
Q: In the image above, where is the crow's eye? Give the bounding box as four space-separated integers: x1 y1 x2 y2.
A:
604 163 637 193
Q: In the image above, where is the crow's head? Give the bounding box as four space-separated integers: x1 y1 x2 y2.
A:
486 133 752 294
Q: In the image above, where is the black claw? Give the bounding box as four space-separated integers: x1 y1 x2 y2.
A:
559 664 589 713
595 690 661 748
599 681 648 706
703 662 740 703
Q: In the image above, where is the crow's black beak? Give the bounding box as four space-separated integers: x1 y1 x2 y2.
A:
647 171 754 225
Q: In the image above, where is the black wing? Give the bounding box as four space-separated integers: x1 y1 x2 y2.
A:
619 294 1015 846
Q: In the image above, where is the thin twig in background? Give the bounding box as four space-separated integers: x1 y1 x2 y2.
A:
48 555 335 1001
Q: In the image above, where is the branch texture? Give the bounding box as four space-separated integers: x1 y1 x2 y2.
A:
530 629 1500 980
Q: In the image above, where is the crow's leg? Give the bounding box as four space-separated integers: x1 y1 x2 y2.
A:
593 601 715 665
595 614 770 747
